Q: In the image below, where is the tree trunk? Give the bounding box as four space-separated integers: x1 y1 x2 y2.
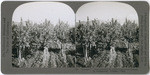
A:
18 47 22 66
19 49 22 60
85 46 88 58
89 43 91 57
61 43 67 67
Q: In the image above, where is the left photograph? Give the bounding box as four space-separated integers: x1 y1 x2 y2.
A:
12 2 76 68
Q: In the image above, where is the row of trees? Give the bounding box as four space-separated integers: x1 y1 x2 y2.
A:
75 17 139 59
12 17 139 68
12 19 72 60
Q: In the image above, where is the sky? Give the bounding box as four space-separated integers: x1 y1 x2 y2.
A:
12 2 138 26
12 2 75 26
76 2 138 25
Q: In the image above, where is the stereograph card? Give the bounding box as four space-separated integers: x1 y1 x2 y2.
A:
1 0 149 74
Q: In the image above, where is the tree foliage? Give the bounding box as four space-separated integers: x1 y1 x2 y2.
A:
12 17 139 68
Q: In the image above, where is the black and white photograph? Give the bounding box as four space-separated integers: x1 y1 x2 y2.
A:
12 2 139 68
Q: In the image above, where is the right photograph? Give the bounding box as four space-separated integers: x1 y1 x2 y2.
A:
75 2 139 68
